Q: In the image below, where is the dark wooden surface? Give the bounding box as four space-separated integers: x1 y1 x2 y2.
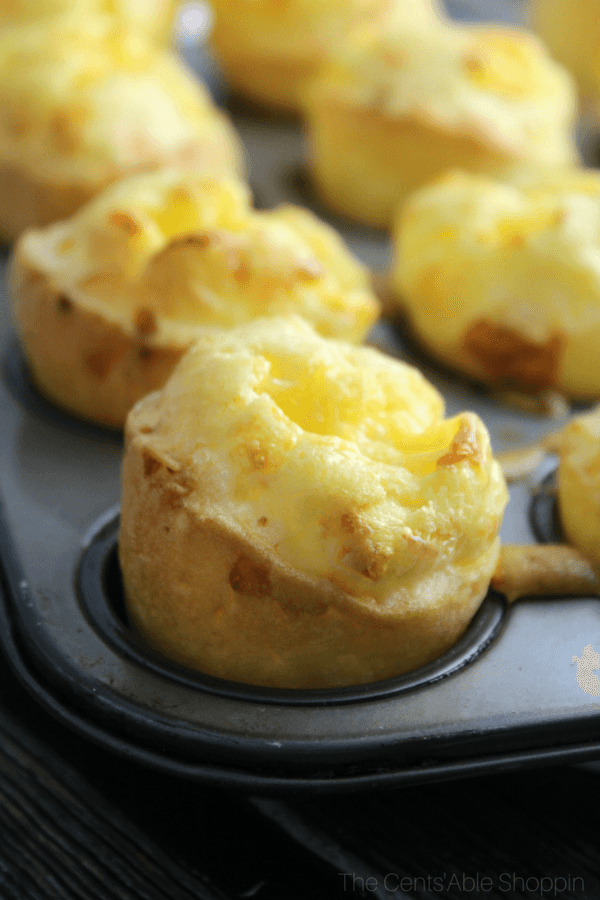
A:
1 638 600 900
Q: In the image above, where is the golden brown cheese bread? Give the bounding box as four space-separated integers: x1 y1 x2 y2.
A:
10 169 380 428
209 0 441 113
119 315 508 688
557 406 600 567
0 0 180 44
391 168 600 399
0 15 244 241
303 14 579 228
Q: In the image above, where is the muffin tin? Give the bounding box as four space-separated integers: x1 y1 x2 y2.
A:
2 2 600 792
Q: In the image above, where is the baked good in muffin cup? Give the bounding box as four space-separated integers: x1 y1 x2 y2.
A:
303 13 578 229
119 315 508 688
391 168 600 400
10 168 380 427
209 0 442 114
0 14 244 240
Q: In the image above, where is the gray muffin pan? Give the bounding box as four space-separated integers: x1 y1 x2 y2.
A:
2 221 600 791
2 1 600 791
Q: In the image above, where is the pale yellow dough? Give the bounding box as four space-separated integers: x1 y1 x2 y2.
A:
119 315 508 688
0 15 244 241
558 406 600 566
304 14 579 228
209 0 442 113
392 168 600 398
10 168 380 427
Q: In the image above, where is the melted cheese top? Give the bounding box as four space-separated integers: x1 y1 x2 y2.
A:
131 316 508 604
17 168 380 344
306 15 578 163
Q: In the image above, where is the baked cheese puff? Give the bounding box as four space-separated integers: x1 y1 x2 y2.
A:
303 15 579 228
532 0 600 111
557 406 600 566
119 315 508 689
0 0 180 45
0 15 244 241
10 168 380 428
392 168 600 399
209 0 443 114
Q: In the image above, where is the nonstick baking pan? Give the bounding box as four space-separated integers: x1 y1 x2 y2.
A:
2 1 600 793
2 232 600 792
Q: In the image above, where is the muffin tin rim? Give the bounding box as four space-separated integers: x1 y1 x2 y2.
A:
76 507 508 707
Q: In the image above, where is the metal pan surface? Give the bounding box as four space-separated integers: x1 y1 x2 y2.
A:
1 0 600 791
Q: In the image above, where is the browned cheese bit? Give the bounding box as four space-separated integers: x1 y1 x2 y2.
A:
492 544 600 604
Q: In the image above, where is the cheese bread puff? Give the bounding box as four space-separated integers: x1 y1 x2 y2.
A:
303 16 578 228
557 406 600 567
0 0 180 45
119 315 508 689
0 15 244 241
532 0 600 111
392 168 600 399
209 0 442 114
10 169 380 428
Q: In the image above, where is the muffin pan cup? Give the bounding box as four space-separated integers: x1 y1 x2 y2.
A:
2 5 600 787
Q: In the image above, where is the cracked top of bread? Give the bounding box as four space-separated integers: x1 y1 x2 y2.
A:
17 167 380 345
119 316 508 687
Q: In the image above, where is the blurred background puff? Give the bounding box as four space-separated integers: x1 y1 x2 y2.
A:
391 168 600 400
119 315 508 689
557 406 600 567
208 0 444 115
0 0 181 46
303 12 579 229
0 14 244 242
532 0 600 117
10 168 380 428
